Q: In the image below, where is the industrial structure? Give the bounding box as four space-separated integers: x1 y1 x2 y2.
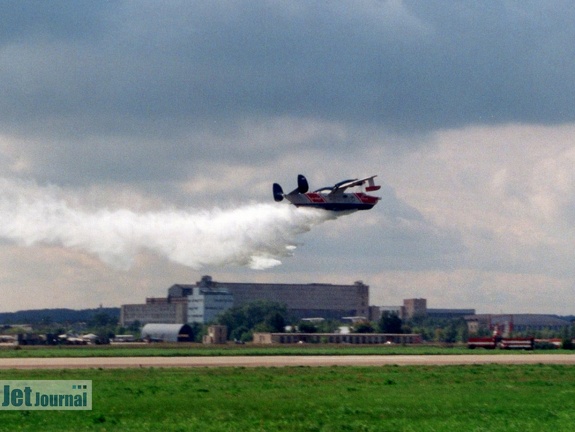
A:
253 332 422 345
465 314 571 337
121 277 571 342
121 275 370 326
372 298 475 321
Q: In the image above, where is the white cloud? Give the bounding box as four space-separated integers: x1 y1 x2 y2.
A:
1 3 575 315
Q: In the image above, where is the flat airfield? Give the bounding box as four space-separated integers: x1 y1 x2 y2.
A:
1 354 574 369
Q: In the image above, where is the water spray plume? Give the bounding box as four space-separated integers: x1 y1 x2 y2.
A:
0 178 335 270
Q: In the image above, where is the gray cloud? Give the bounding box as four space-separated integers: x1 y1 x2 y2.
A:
1 2 575 313
2 1 574 188
0 1 110 43
3 2 574 141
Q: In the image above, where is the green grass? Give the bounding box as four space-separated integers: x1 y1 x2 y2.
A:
0 343 570 358
1 364 575 431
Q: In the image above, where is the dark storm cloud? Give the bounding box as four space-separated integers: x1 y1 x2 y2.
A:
2 1 575 184
3 1 574 129
0 1 110 43
404 1 575 127
3 2 575 314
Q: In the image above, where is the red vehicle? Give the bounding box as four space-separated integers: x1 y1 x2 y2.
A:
498 338 534 350
467 336 534 350
467 337 497 349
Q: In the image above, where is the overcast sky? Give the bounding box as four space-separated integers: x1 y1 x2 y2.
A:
1 1 575 315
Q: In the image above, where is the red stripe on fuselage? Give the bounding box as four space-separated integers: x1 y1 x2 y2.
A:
305 193 326 203
355 193 379 204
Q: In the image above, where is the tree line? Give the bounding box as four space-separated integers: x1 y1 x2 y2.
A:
215 302 405 342
214 303 575 344
4 302 573 345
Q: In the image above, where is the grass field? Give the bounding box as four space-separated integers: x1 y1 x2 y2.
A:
0 343 571 358
1 364 574 431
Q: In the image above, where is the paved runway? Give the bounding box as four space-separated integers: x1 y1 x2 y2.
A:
0 354 574 369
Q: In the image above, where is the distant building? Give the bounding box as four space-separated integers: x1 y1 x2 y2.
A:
253 332 422 345
120 296 188 326
141 323 194 342
203 325 227 344
373 299 475 321
465 314 571 337
187 286 234 324
427 308 476 319
369 306 401 322
167 275 369 321
121 275 370 326
402 298 427 319
193 275 370 320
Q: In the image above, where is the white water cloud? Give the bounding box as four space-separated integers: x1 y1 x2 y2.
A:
0 178 335 271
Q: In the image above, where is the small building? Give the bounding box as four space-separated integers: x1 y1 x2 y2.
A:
188 287 234 324
402 298 427 319
121 296 188 326
111 335 135 343
369 306 401 322
374 300 475 321
203 325 227 344
141 323 194 342
253 332 422 345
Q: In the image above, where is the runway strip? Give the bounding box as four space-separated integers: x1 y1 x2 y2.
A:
0 354 574 369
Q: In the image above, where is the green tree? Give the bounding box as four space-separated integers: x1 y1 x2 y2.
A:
127 320 141 334
353 321 375 333
86 312 119 340
407 316 470 342
457 321 469 343
316 320 341 333
230 325 250 342
442 321 458 343
216 301 288 341
378 312 402 334
297 321 318 333
264 311 286 333
88 312 117 328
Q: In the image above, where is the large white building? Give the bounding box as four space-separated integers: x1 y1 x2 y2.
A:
187 286 234 324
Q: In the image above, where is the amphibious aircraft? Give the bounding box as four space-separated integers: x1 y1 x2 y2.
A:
273 174 381 211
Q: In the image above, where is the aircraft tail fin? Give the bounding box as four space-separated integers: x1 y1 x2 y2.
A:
365 176 381 192
285 174 309 196
273 183 284 202
297 174 309 193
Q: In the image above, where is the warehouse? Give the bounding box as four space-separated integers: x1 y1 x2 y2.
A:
141 323 194 342
253 332 422 345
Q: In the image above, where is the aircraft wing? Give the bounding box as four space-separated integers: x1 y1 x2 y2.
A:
331 175 380 193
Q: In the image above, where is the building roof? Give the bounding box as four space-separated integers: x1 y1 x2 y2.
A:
141 323 193 342
427 308 476 315
465 314 570 327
